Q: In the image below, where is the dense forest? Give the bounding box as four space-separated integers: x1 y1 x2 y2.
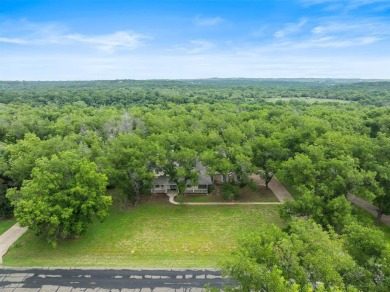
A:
1 79 390 291
1 79 390 106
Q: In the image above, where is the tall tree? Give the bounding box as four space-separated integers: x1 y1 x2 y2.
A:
343 222 390 291
7 151 111 246
3 133 78 186
369 134 390 225
106 134 163 205
223 219 359 291
251 135 289 188
164 146 198 197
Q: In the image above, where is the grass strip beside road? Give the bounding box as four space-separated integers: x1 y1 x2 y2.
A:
0 218 16 235
4 199 283 268
182 185 279 203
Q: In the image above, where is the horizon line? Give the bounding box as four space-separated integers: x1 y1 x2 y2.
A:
1 77 389 82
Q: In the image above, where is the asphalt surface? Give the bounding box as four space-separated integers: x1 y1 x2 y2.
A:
0 268 231 291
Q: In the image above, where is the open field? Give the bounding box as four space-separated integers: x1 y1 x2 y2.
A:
265 97 352 103
0 218 16 235
4 196 283 268
182 185 279 203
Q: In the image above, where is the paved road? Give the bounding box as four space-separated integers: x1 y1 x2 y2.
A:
0 268 230 291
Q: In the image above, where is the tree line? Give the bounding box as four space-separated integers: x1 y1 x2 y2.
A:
1 79 389 106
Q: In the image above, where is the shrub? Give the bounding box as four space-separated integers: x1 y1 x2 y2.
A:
222 183 240 200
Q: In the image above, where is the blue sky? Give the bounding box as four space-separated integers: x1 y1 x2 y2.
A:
0 0 389 80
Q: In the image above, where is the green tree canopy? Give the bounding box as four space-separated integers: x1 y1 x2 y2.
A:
105 133 163 205
7 151 111 246
369 134 390 224
223 219 360 291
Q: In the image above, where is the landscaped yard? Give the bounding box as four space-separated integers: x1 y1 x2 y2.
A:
0 218 16 235
3 196 283 268
181 185 279 203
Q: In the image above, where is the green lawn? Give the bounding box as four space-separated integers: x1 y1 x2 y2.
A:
181 185 279 203
4 196 283 268
0 218 16 235
265 97 351 104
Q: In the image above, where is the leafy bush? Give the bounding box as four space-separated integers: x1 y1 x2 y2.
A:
222 183 240 200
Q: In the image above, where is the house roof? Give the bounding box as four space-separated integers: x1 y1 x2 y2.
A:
153 175 175 185
153 161 212 185
198 173 212 185
196 161 212 185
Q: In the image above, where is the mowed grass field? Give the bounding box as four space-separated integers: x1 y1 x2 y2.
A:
4 196 283 268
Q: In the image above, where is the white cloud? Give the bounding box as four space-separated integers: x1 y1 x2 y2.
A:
66 31 147 52
0 19 68 43
306 18 389 49
0 36 28 45
290 36 382 48
299 0 390 10
0 19 149 52
346 0 390 9
173 40 215 54
194 16 224 26
188 40 215 53
251 25 269 37
266 16 388 50
246 35 383 53
274 18 308 38
311 19 390 35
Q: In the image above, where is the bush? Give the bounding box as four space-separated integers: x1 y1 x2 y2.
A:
239 178 257 191
248 180 258 191
222 183 240 200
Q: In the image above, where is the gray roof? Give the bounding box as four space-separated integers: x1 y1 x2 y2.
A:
153 175 175 185
198 173 212 185
153 161 212 185
197 161 212 185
